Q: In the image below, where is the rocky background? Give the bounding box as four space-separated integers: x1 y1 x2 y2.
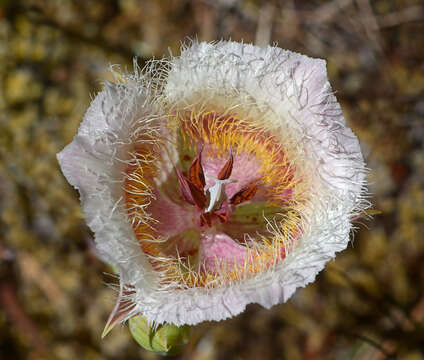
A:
1 0 423 359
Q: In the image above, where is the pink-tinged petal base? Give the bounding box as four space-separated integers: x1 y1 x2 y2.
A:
198 232 248 272
147 188 195 238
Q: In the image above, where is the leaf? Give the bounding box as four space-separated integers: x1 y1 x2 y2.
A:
129 314 191 356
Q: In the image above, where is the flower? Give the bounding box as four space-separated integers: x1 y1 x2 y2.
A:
57 40 368 329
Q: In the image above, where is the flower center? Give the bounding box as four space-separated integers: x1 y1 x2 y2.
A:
124 111 304 288
175 147 259 228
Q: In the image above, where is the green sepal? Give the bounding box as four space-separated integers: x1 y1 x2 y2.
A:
129 315 191 356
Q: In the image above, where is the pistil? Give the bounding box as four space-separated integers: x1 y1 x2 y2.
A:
204 176 236 213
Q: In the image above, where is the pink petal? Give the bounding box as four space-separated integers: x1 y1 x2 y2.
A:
198 232 248 272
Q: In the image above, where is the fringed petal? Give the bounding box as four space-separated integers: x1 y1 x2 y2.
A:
58 41 368 328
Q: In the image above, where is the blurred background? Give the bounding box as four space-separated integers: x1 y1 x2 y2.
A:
1 0 423 359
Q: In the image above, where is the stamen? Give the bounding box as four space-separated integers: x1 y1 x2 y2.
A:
217 150 234 180
188 146 205 192
175 167 196 206
230 180 260 205
199 212 212 227
175 166 207 208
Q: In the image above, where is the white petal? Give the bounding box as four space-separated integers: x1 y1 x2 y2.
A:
58 79 160 290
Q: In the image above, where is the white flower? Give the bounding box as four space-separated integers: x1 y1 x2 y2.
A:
57 40 368 329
